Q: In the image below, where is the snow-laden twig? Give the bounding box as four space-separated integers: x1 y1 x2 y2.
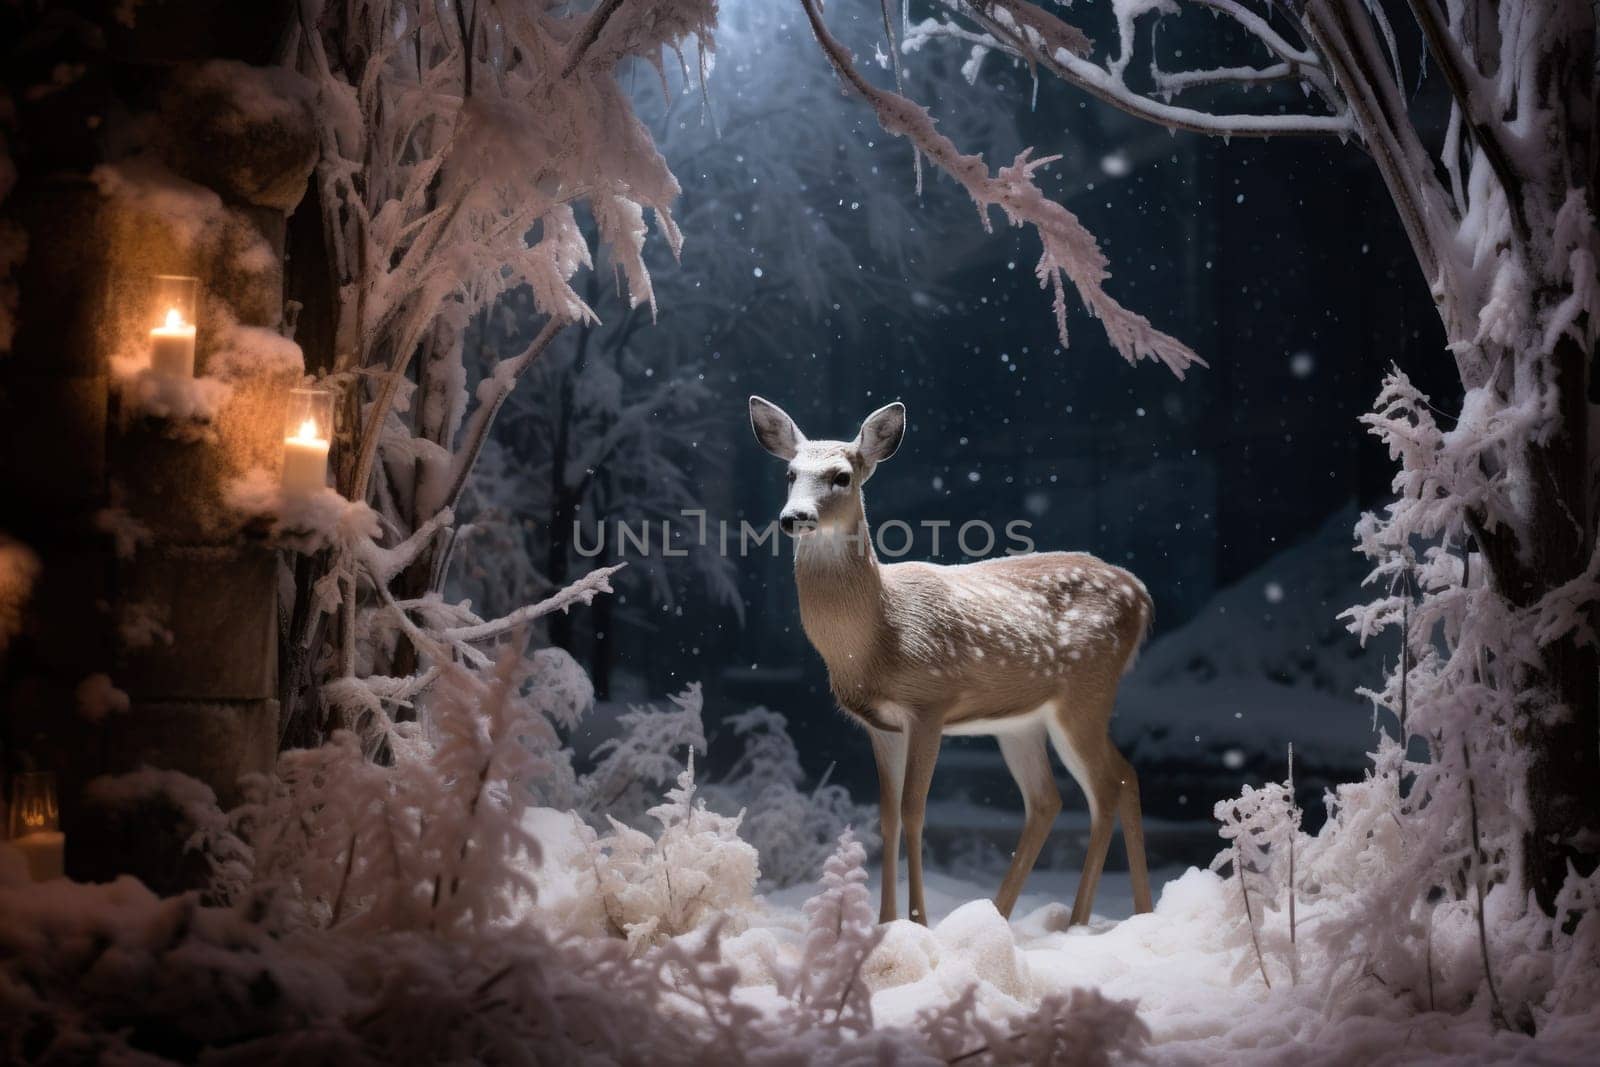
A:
442 563 625 645
438 315 568 521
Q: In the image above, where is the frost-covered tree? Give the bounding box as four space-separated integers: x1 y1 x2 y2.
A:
812 0 1599 915
273 0 717 737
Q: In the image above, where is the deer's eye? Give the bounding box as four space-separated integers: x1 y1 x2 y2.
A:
786 470 797 484
832 472 851 489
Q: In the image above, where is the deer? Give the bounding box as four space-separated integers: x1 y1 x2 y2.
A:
749 396 1154 928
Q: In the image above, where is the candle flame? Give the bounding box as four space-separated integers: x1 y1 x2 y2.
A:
163 307 186 329
295 418 321 441
18 794 56 830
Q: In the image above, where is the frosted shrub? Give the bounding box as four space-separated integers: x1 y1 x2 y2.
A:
80 767 252 902
703 707 879 888
579 694 877 889
584 754 760 953
1212 780 1298 913
240 647 547 933
579 683 708 827
1213 771 1302 988
736 778 879 889
776 830 881 1034
917 985 1148 1067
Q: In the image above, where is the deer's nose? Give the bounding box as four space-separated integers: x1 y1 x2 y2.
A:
780 510 816 535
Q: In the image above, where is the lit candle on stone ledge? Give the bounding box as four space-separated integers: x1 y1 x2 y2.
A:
7 771 63 882
282 387 333 494
148 274 199 377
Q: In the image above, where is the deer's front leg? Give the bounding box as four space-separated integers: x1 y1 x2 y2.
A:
900 719 943 926
869 727 907 923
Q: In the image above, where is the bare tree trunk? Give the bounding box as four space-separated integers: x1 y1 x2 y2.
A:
1304 1 1600 911
1512 333 1599 910
589 462 617 699
547 285 598 654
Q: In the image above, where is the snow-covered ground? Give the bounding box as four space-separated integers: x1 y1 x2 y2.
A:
524 809 1598 1064
767 864 1180 927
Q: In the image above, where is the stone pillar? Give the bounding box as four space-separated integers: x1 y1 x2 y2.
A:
0 5 313 887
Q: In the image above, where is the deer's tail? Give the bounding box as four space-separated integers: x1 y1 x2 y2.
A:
1123 582 1154 676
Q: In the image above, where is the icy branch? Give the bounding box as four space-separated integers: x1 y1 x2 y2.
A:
443 563 626 645
803 0 1203 376
442 316 568 514
916 0 1352 138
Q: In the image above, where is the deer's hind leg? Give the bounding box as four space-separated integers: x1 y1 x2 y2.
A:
993 723 1062 919
1048 701 1135 926
1117 749 1153 915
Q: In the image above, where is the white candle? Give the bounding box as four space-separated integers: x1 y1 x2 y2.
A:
282 417 331 493
149 307 197 377
11 831 64 881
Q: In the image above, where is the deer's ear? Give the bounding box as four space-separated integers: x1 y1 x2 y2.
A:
855 402 906 467
749 396 804 460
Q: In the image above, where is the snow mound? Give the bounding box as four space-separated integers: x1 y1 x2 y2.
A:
861 918 940 989
75 673 130 722
933 899 1032 1000
720 925 792 987
111 363 232 428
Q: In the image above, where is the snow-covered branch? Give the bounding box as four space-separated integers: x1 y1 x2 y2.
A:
439 315 568 517
912 0 1352 138
1152 61 1299 97
443 563 626 645
803 0 1203 376
1402 0 1528 242
1043 42 1351 137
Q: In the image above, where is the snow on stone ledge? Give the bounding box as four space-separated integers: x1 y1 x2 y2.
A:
111 359 232 433
225 468 371 552
207 321 306 379
91 160 229 253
